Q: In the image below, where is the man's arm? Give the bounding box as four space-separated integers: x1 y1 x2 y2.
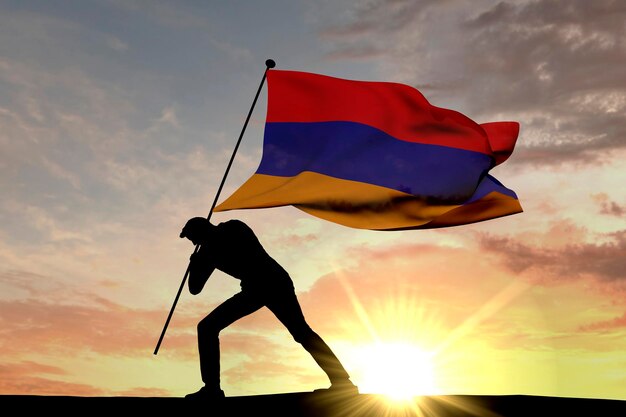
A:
188 248 216 295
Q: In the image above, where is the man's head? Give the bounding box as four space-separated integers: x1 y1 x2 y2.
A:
180 217 211 245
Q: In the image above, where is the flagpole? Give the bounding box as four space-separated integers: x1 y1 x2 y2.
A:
154 59 276 355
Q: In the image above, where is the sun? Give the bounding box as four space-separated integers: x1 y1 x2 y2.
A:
331 270 445 401
354 341 438 401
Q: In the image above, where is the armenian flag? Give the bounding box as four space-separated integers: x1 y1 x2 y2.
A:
215 70 522 230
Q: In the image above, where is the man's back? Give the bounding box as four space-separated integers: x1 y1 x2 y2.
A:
195 220 292 291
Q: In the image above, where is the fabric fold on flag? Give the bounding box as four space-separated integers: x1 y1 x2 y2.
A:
215 69 522 231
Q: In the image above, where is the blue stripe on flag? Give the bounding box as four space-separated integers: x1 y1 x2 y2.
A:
258 121 495 202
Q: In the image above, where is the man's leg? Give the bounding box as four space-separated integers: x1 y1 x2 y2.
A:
266 289 353 387
196 292 263 392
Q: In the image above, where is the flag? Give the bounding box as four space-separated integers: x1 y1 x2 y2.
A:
215 69 522 231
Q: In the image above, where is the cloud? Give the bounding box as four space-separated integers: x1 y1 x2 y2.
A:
478 227 626 284
0 361 105 395
294 240 529 347
220 333 313 386
282 233 626 356
268 232 319 250
320 0 439 43
209 38 254 63
116 387 172 397
592 193 626 217
579 311 626 332
0 361 67 376
321 0 626 166
3 203 91 244
109 0 210 29
0 298 164 357
223 359 311 387
0 52 231 276
0 54 139 216
0 269 200 360
104 35 129 52
38 155 82 190
155 106 180 128
0 270 66 299
0 375 106 396
0 269 326 395
0 360 172 396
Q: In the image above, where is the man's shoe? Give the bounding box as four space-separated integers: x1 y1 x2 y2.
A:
314 379 359 396
185 386 225 400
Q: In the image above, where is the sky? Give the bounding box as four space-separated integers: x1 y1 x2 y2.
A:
1 0 625 401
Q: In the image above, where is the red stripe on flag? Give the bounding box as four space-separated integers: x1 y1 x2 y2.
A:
480 122 520 166
267 70 501 155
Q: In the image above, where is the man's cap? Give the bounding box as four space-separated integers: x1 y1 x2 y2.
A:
180 217 209 238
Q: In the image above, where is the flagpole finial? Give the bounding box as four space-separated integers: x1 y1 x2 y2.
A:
265 59 276 69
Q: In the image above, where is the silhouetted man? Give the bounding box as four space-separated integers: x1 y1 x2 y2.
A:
180 217 357 400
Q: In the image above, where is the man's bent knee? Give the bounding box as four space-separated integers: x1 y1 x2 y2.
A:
197 315 223 336
291 325 316 344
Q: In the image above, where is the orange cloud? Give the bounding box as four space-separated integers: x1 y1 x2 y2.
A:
579 312 626 332
478 229 626 284
268 232 319 249
0 298 167 357
223 359 310 386
592 193 626 217
117 387 172 397
0 361 174 396
0 361 105 396
0 269 203 361
0 361 66 377
295 241 518 344
279 233 626 358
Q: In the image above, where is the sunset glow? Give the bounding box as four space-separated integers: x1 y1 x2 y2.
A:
1 0 625 402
